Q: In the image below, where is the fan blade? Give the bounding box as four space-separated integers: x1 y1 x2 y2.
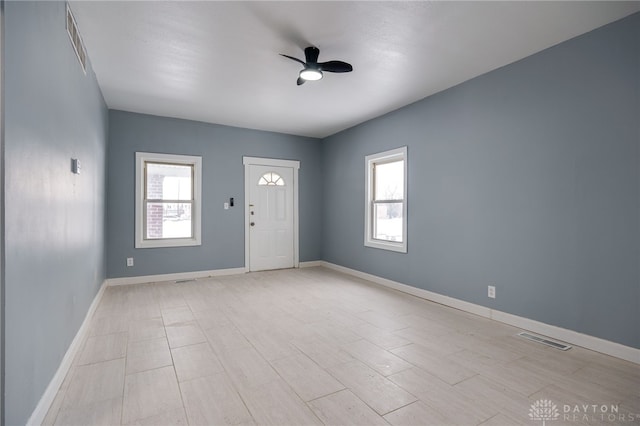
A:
304 46 320 64
318 61 353 73
280 54 306 67
297 77 305 86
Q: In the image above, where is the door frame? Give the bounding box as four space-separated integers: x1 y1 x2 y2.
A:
243 156 300 272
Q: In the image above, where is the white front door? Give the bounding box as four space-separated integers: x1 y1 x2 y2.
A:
248 164 295 271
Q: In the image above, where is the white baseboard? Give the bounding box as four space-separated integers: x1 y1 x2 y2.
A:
106 267 246 286
319 261 640 365
27 280 108 426
299 260 324 268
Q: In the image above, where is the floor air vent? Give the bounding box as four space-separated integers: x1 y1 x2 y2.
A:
518 332 572 351
175 279 197 284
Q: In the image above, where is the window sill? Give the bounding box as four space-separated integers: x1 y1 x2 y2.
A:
135 238 201 249
364 239 407 253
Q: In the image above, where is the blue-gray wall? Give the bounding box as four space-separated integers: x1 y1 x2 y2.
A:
4 2 108 424
323 13 640 349
107 111 322 278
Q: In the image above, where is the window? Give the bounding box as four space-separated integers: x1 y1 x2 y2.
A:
365 146 407 253
135 152 202 248
258 172 285 186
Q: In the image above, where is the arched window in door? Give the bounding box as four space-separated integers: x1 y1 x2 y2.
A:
258 172 285 186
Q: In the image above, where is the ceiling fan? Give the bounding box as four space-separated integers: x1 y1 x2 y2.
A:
280 46 353 86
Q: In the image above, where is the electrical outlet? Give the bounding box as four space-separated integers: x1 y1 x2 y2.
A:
488 285 496 299
127 257 134 267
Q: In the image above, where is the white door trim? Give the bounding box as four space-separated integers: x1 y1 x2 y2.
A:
243 157 300 272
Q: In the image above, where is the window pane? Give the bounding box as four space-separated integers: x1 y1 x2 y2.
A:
374 202 403 242
146 202 193 239
374 160 404 200
258 172 285 186
146 163 193 200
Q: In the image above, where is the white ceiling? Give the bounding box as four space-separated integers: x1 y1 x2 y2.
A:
70 1 640 138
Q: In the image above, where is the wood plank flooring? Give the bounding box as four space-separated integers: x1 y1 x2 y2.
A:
44 267 640 425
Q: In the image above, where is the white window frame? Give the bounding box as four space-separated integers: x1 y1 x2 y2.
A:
135 152 202 249
364 146 407 253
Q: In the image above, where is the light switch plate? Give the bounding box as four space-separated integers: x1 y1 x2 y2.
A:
71 158 81 174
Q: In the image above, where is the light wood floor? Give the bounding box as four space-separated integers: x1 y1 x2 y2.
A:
44 267 639 425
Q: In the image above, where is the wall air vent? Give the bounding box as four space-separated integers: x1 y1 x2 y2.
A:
66 3 87 73
518 332 572 351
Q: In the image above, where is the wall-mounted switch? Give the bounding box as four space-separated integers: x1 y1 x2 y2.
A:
127 257 134 267
71 158 81 174
230 197 234 207
224 202 229 210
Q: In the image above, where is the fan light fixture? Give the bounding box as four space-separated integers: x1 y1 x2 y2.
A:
281 47 352 86
299 68 323 81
